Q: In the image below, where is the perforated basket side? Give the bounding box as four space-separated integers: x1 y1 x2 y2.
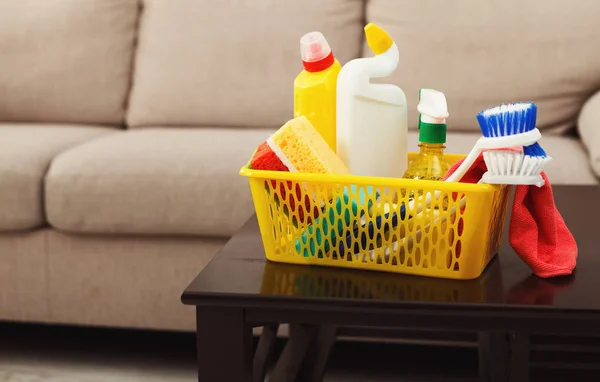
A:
240 153 510 280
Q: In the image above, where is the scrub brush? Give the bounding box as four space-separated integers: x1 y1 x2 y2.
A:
445 102 541 183
475 103 551 187
482 145 551 187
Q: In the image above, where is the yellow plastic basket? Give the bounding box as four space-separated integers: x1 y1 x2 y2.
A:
240 153 511 280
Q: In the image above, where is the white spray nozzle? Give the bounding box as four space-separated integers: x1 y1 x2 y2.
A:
417 89 449 124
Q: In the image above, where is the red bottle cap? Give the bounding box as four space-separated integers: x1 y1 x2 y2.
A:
300 31 335 72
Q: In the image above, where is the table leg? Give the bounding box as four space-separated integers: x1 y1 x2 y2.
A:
297 325 338 382
196 307 253 382
270 324 317 382
509 333 530 382
479 331 511 382
253 323 280 382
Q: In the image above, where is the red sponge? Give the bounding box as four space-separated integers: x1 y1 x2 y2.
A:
250 142 317 225
250 142 289 172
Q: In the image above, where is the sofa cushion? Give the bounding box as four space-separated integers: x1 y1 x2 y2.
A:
436 132 598 185
0 0 139 124
46 128 271 237
578 90 600 178
126 0 364 129
0 124 116 231
365 0 600 133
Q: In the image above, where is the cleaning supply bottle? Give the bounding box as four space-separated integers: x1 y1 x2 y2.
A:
403 88 451 182
336 23 408 177
294 31 341 152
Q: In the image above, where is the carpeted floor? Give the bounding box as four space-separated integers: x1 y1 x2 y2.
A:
0 323 480 381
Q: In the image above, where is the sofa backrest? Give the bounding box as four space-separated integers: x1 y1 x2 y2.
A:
126 0 365 129
366 0 600 133
2 0 599 134
0 0 138 126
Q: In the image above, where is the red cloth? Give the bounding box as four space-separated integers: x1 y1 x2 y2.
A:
443 153 577 278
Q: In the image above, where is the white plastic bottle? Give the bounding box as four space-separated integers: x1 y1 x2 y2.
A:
336 23 408 178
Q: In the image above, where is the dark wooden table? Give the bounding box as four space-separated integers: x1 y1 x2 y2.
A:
182 186 599 382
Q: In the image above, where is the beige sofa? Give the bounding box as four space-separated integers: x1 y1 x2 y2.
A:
1 0 599 332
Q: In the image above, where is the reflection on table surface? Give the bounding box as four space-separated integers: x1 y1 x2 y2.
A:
259 255 575 306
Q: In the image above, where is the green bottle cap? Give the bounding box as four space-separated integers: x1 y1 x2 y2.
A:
419 118 447 144
417 88 448 144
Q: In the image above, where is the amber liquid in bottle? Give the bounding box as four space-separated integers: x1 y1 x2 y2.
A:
403 143 450 181
402 142 450 208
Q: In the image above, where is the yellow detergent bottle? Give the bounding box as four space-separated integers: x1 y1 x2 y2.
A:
294 31 341 152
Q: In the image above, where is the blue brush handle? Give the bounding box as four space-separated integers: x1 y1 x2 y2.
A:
337 206 406 256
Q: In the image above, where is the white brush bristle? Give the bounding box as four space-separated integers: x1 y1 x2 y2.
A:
481 103 531 117
482 150 552 187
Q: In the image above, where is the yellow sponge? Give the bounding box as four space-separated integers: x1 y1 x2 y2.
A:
268 116 349 174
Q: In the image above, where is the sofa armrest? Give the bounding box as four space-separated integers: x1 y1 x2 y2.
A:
578 90 600 177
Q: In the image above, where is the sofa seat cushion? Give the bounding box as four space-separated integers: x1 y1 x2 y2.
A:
0 124 116 231
437 132 598 185
46 128 271 237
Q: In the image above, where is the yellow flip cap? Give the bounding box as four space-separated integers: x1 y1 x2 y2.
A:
364 23 393 55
